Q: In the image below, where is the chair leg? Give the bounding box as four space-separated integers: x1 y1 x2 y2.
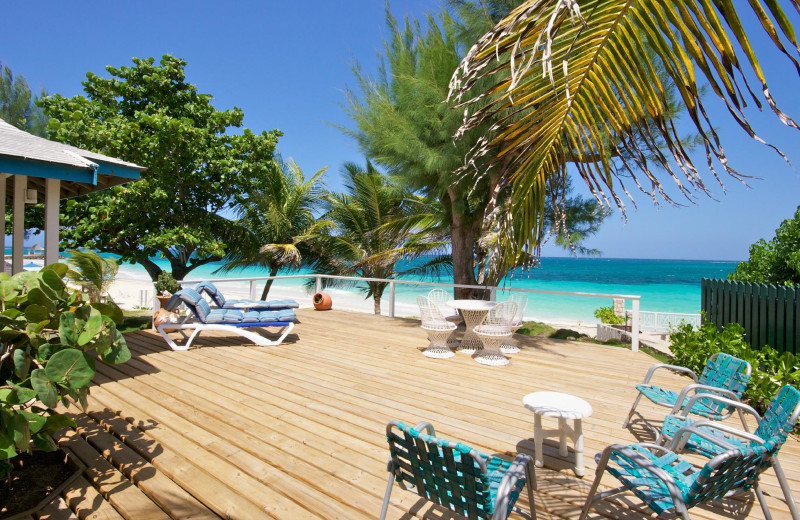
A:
379 472 394 520
772 458 799 520
753 482 774 520
526 459 537 520
578 464 606 520
622 393 643 428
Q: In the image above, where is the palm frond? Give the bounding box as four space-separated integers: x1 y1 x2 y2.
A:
449 0 800 255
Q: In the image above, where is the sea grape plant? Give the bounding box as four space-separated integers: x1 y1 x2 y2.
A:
670 320 800 413
0 263 130 476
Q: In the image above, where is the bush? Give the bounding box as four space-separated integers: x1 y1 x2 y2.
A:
593 306 626 325
154 272 181 295
0 264 130 477
669 321 800 412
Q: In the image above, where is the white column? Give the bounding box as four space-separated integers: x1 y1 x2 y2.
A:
44 178 60 266
631 298 640 352
0 174 6 271
12 175 26 274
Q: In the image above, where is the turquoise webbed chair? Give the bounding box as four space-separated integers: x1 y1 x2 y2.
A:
194 281 299 310
623 352 752 428
659 384 800 519
381 420 536 520
580 426 781 520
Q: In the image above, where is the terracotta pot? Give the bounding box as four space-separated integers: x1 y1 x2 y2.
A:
313 292 332 310
155 295 172 309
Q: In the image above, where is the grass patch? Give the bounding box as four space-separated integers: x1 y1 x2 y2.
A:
119 311 153 333
517 321 556 337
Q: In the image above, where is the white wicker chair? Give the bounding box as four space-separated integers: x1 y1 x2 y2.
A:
417 296 457 359
501 293 528 354
427 288 461 341
473 301 517 366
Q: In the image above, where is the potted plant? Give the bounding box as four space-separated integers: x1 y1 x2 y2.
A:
0 263 130 517
593 306 630 330
154 271 181 308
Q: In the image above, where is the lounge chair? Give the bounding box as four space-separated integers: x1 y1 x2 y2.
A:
622 352 751 428
658 385 800 519
157 288 296 350
194 281 299 310
580 425 781 520
381 420 536 520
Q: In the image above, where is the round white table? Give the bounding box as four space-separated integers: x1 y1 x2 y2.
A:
447 300 496 354
523 391 593 477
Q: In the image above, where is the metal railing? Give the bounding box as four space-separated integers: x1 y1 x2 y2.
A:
178 273 643 352
638 311 701 333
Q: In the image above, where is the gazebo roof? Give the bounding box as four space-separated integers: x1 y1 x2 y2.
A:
0 118 145 199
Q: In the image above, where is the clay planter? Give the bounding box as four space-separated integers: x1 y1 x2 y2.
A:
155 295 173 309
313 292 332 310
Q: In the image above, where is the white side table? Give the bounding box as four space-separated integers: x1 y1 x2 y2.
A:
523 391 593 477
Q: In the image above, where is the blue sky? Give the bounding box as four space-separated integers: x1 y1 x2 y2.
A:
2 1 799 261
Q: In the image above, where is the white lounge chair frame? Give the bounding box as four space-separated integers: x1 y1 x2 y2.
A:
158 317 294 350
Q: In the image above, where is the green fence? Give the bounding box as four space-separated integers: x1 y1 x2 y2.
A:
701 278 799 354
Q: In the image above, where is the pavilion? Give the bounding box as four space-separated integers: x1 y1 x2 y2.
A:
0 118 145 272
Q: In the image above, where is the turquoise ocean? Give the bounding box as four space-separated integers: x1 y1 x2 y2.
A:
104 256 737 324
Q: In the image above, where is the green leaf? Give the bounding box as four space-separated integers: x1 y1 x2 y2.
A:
9 413 30 450
20 411 47 434
13 348 31 378
77 307 103 346
31 368 58 408
0 429 17 459
31 433 58 452
10 385 37 404
91 302 124 325
45 349 96 388
41 413 76 434
27 287 56 313
100 328 131 365
59 311 78 346
41 262 69 278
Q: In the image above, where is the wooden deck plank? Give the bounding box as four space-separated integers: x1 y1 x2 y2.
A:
62 475 126 520
52 309 797 520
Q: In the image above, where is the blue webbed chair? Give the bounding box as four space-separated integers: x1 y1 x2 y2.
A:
623 353 752 428
381 421 536 520
194 281 299 310
659 384 800 519
580 427 781 520
157 288 296 350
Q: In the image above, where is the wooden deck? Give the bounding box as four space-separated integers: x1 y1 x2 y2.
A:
45 308 799 520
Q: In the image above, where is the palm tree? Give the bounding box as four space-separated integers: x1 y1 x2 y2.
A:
219 158 328 299
449 0 800 261
314 161 446 314
65 250 119 303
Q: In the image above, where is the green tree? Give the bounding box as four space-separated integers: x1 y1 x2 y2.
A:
39 56 282 282
65 250 119 302
345 6 608 297
1 61 48 236
219 157 328 299
0 61 48 136
729 206 800 287
315 161 443 314
448 1 800 260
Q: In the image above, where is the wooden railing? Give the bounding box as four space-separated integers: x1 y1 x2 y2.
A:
701 278 799 354
179 274 643 352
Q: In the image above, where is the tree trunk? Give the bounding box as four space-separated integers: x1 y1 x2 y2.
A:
260 266 280 300
373 294 381 315
138 256 164 283
450 208 480 300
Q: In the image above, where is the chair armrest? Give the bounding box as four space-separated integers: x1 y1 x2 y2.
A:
682 393 760 421
596 444 685 505
668 423 763 453
670 384 742 415
641 364 699 385
493 453 532 520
